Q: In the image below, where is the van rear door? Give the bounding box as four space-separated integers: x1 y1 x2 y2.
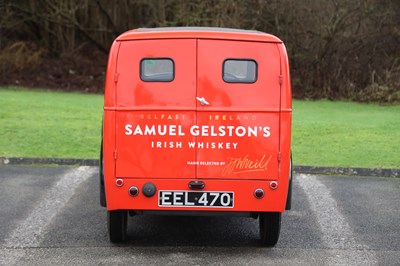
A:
196 40 281 180
115 39 197 179
115 38 281 181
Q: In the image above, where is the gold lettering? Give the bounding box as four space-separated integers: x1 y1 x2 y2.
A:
140 113 188 120
222 154 272 176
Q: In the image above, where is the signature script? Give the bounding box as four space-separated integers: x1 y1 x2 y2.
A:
222 154 272 176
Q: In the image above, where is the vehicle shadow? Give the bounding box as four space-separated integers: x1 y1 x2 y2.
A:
124 214 261 247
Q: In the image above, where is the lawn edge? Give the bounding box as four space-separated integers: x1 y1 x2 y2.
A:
1 157 399 178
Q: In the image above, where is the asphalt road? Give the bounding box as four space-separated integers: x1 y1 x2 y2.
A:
0 165 399 266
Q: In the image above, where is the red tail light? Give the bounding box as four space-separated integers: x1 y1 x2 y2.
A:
254 188 264 199
270 181 278 190
115 179 124 187
128 186 139 197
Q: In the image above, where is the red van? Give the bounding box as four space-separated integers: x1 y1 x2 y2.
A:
100 27 292 246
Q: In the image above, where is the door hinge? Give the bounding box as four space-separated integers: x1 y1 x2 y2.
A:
113 150 118 160
114 73 119 83
277 152 282 174
279 75 283 85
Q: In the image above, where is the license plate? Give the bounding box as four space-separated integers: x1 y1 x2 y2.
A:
158 190 234 208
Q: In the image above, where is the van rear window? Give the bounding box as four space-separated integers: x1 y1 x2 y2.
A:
223 59 257 83
140 58 174 82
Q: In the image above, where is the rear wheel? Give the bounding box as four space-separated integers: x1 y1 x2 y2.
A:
108 210 128 243
259 212 281 246
99 140 106 207
285 154 293 210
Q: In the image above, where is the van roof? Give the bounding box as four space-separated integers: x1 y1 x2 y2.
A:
116 27 282 43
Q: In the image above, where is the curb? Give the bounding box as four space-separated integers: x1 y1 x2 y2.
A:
292 165 399 178
0 157 400 178
1 157 399 178
0 157 99 167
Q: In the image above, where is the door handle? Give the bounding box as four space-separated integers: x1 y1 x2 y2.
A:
188 181 205 190
196 97 210 106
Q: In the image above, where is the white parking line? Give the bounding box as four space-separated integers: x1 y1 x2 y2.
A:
297 174 377 265
4 166 96 248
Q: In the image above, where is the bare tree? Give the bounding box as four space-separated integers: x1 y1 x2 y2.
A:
0 0 398 101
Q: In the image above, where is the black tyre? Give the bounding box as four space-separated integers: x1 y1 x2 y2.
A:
285 154 293 210
108 210 128 243
259 212 281 246
99 140 106 207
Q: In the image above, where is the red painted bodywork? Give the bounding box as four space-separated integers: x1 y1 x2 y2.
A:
103 28 292 213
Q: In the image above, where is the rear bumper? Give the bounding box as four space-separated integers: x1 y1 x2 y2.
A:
105 178 288 213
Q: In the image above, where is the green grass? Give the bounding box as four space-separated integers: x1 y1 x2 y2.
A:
0 87 103 159
292 101 400 168
1 87 399 168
